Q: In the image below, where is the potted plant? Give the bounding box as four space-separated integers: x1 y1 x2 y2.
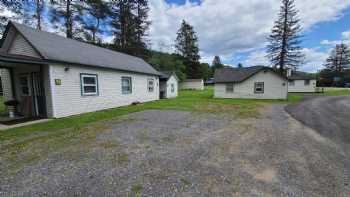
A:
4 100 19 118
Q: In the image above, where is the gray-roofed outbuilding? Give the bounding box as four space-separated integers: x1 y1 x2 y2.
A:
214 66 282 83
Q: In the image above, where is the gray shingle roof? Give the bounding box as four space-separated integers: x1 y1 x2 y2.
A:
159 71 179 81
159 71 173 80
214 66 274 83
9 22 160 76
288 71 315 80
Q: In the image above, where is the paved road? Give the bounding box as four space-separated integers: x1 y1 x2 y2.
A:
286 96 350 145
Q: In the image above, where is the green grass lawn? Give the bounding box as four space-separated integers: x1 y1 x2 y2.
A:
288 87 350 100
0 96 6 115
323 87 350 96
0 86 349 141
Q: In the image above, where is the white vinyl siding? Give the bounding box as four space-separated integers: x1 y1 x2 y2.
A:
288 79 317 93
166 75 178 98
8 33 41 58
214 70 288 99
42 65 54 118
49 64 159 118
0 69 14 101
180 79 204 90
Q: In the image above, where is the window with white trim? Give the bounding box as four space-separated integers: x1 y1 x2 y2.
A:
254 82 264 94
171 84 175 93
80 74 98 96
226 83 234 93
148 78 154 92
122 77 132 94
288 80 295 86
304 79 310 86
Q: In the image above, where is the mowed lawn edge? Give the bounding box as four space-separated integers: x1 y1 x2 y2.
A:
0 87 349 141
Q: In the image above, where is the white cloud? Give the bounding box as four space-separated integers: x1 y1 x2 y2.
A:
342 30 350 40
320 29 350 46
300 48 330 72
243 51 269 66
243 48 329 72
149 0 350 69
320 40 340 45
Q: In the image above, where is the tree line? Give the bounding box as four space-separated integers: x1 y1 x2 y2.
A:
0 0 209 80
318 44 350 87
1 0 150 58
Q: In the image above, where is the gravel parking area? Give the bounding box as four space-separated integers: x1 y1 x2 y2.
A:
1 106 349 196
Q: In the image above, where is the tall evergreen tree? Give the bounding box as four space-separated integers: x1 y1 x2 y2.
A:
325 44 350 72
267 0 303 73
50 0 85 39
34 0 44 30
81 0 110 44
135 0 150 48
110 0 150 58
212 55 222 66
175 20 200 62
175 20 201 78
209 55 224 77
237 63 243 68
22 0 46 30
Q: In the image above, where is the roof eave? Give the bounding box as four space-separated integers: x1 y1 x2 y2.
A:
47 59 161 76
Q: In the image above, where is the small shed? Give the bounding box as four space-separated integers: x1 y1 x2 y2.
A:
180 79 204 90
159 71 178 99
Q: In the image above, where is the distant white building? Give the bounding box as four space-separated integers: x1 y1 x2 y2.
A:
214 66 288 99
287 69 317 93
180 79 204 90
159 71 178 99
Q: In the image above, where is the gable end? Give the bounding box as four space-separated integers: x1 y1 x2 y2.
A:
7 33 41 58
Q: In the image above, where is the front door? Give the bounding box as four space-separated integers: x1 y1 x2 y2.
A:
19 74 33 116
18 72 46 117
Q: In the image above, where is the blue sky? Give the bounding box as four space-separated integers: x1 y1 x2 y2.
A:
150 0 350 72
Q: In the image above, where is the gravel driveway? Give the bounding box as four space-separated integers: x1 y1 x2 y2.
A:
1 106 349 196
